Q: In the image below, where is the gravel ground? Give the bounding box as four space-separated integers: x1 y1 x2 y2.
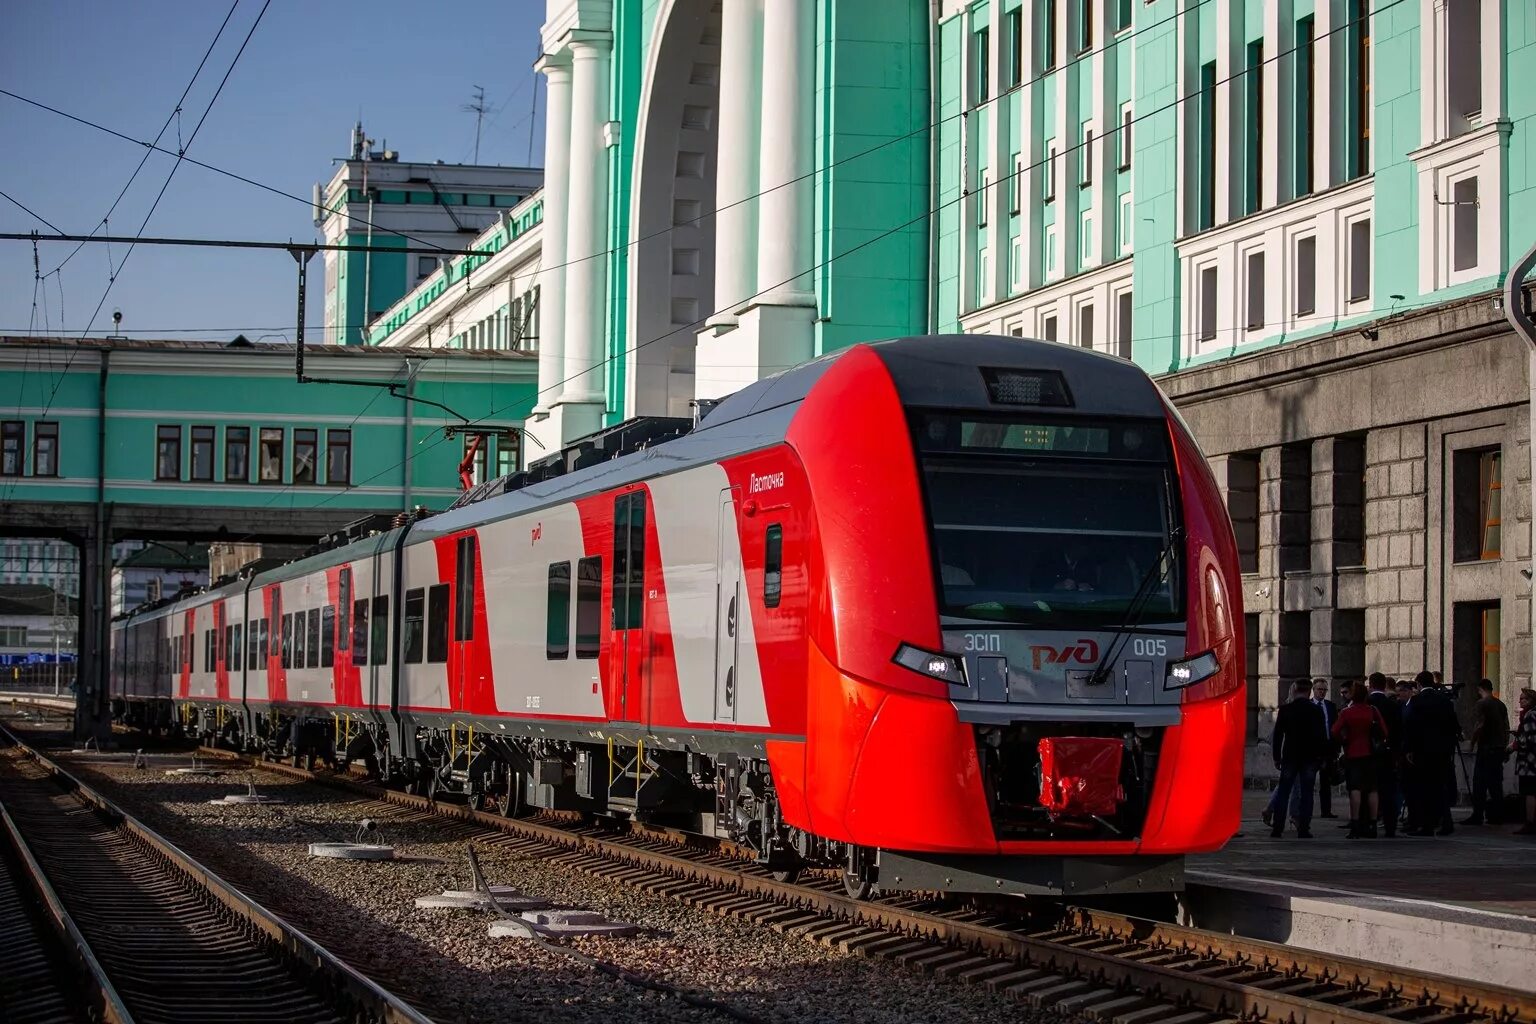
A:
58 753 1086 1024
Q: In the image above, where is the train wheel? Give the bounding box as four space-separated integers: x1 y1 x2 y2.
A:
769 866 801 884
494 772 523 818
842 847 874 900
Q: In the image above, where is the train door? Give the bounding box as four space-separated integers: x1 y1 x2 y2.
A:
609 490 646 723
449 533 477 710
714 489 741 723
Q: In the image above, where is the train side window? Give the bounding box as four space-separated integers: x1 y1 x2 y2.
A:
293 613 306 669
454 535 477 641
371 595 389 665
231 624 242 669
306 608 320 668
321 606 335 668
337 569 351 650
260 618 270 668
403 588 426 663
247 620 258 670
427 583 450 663
764 524 783 608
351 599 369 666
547 562 571 660
281 614 294 669
575 556 602 659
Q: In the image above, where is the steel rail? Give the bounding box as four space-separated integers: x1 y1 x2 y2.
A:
0 725 434 1024
205 747 1534 1024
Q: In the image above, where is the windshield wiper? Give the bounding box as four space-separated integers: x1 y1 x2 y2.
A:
1086 527 1183 686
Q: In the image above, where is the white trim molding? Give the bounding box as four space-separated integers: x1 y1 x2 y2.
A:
1409 120 1509 294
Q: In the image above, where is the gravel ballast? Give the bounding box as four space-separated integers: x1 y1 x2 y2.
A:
58 754 1086 1024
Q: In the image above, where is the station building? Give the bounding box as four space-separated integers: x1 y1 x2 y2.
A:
336 0 1536 733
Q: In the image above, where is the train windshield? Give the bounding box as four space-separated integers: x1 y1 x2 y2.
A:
913 413 1182 627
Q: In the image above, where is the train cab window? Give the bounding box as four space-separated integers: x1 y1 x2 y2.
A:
321 606 335 667
371 595 389 665
403 588 426 663
351 599 369 666
293 612 306 668
575 556 602 659
337 569 351 650
427 584 450 663
454 535 477 641
546 562 571 660
281 613 294 669
306 608 320 668
764 524 783 608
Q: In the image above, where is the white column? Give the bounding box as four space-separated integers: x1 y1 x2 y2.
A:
533 55 571 413
957 8 975 312
1480 0 1502 122
708 0 761 327
987 0 1008 302
1214 0 1235 224
1021 12 1043 290
756 0 815 303
558 35 610 408
1313 0 1334 193
1262 0 1295 209
1057 3 1078 275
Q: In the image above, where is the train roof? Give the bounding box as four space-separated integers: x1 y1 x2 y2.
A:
112 334 1172 614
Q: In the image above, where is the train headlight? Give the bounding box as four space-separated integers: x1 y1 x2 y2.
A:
1165 650 1220 690
893 644 968 686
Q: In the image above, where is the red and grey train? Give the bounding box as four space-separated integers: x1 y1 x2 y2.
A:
111 335 1244 897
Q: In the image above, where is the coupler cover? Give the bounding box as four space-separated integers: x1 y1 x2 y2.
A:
1038 737 1123 817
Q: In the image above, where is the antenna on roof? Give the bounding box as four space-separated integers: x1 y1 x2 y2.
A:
462 85 490 163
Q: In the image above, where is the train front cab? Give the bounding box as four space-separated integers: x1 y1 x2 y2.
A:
780 338 1245 898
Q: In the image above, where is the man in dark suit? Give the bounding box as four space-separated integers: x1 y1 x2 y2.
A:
1367 672 1404 836
1405 670 1462 835
1270 679 1329 838
1312 678 1341 818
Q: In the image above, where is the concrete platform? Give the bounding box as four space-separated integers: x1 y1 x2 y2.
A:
1184 788 1536 990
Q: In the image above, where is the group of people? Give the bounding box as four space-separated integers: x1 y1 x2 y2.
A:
1266 671 1536 839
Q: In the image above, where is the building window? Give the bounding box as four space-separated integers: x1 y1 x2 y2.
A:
1197 61 1216 230
495 431 519 477
1115 0 1132 33
417 255 438 279
1119 104 1132 170
1080 123 1094 185
1080 212 1094 265
1078 303 1095 350
1118 193 1132 253
1079 0 1092 51
1246 41 1264 213
1453 447 1502 562
1044 141 1057 201
1009 154 1021 214
1045 225 1058 275
1481 605 1501 681
1452 176 1479 272
1199 265 1218 342
225 426 249 482
1350 0 1371 177
1296 15 1316 196
1042 313 1058 343
1042 0 1057 71
258 427 283 483
1010 237 1022 290
1245 250 1266 329
156 425 182 481
1115 289 1133 359
1295 235 1317 316
974 25 990 104
1348 218 1372 302
575 555 602 659
1446 0 1483 135
546 561 570 659
293 428 317 485
977 170 989 227
1007 6 1023 88
323 429 351 486
764 524 783 607
32 422 57 477
189 425 214 481
1 421 21 476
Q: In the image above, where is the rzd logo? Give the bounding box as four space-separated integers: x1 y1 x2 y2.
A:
1030 639 1100 671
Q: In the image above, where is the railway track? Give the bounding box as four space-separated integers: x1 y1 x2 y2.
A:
0 728 432 1024
202 747 1534 1024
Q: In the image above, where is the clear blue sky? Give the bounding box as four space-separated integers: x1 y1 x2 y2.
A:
0 0 547 341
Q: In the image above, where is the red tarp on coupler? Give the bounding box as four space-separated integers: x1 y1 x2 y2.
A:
1038 737 1124 817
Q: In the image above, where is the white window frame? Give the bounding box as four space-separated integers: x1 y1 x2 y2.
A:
1111 283 1134 360
1446 169 1480 281
1044 223 1059 279
1044 140 1057 201
1010 236 1022 291
1118 193 1133 255
1343 211 1372 309
1292 231 1318 321
1119 103 1133 170
1080 121 1095 186
1241 244 1267 333
977 169 990 228
1080 211 1095 267
978 248 992 304
1075 298 1096 351
1009 153 1022 214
